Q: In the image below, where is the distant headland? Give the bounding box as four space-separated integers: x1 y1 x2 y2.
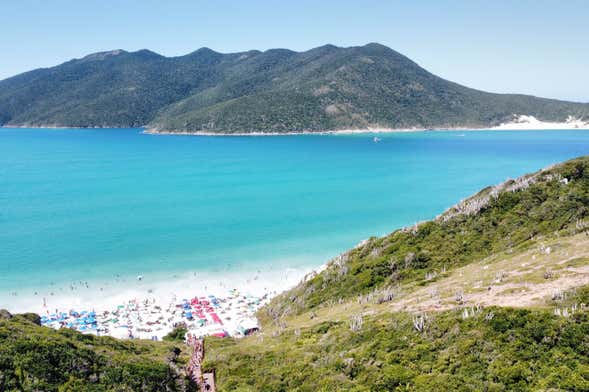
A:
1 43 587 134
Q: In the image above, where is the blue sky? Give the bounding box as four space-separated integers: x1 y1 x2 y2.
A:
1 0 588 102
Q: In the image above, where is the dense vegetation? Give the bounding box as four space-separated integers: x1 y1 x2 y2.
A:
265 156 589 318
201 156 589 391
0 311 195 391
1 43 587 132
206 303 589 391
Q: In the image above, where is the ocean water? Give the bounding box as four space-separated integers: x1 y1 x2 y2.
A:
1 128 589 311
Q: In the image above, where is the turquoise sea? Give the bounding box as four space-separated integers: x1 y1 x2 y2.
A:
2 128 589 310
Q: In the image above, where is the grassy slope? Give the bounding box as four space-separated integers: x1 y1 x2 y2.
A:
204 239 589 391
206 304 589 391
265 156 589 319
0 313 194 391
202 156 589 391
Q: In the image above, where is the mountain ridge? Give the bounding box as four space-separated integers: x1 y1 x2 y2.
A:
1 43 588 133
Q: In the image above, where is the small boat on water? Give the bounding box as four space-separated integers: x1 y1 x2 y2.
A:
373 137 381 143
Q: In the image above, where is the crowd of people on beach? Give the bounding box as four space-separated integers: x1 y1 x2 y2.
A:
40 288 267 340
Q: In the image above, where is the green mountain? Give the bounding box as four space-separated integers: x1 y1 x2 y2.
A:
1 43 587 133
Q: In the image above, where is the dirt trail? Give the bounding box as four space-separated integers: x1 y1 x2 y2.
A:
186 334 216 392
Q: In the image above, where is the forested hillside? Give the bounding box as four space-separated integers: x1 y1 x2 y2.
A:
1 43 587 133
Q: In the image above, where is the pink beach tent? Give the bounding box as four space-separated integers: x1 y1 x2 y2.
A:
210 313 223 324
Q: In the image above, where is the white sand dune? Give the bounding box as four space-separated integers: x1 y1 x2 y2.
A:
491 115 589 130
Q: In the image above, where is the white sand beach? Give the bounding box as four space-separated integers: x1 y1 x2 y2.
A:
143 114 589 136
10 265 320 341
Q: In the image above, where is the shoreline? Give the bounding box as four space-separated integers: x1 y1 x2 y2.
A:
5 263 325 340
0 125 144 130
3 116 589 339
143 127 589 137
142 116 589 136
1 264 319 315
4 115 589 136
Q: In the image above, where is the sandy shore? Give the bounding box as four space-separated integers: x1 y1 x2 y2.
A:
4 114 588 135
143 115 589 136
4 265 315 313
143 128 425 136
3 264 322 340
